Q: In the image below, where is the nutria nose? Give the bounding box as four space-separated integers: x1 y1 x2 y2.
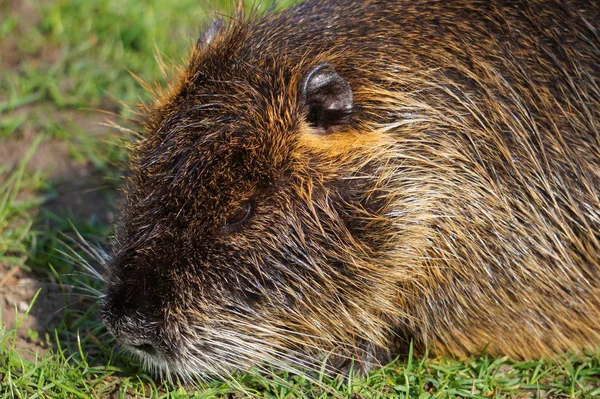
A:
101 289 161 356
101 310 160 356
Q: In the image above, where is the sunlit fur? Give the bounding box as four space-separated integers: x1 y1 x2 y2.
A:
101 0 600 379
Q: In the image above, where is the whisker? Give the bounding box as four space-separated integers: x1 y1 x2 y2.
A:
54 244 105 285
213 314 367 364
194 324 336 378
57 232 108 280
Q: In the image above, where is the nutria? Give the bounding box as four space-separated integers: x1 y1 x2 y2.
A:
100 0 600 378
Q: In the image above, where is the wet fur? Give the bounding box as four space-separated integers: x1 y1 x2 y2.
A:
102 0 600 377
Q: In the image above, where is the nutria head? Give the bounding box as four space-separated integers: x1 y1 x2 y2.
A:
100 17 402 377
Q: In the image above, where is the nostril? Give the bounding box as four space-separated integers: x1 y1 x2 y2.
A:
132 342 157 356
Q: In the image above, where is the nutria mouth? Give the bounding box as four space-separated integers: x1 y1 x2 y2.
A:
102 0 600 378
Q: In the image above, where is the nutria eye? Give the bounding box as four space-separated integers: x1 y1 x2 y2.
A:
225 202 252 227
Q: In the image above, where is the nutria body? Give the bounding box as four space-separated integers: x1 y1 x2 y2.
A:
102 0 600 377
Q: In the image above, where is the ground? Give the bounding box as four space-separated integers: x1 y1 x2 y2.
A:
0 106 114 360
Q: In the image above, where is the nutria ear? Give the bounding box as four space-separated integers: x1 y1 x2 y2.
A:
300 63 353 132
197 18 225 50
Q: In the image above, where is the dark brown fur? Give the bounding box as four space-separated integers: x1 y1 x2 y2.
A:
102 0 600 377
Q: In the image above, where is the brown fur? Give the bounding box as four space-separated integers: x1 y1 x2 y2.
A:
102 0 600 377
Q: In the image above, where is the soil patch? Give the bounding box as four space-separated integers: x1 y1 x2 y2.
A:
0 0 60 70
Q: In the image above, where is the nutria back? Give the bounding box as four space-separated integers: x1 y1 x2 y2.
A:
101 0 600 376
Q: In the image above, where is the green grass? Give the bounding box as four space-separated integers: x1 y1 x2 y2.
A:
0 0 599 398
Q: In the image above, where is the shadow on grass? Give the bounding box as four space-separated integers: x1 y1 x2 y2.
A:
0 120 136 376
